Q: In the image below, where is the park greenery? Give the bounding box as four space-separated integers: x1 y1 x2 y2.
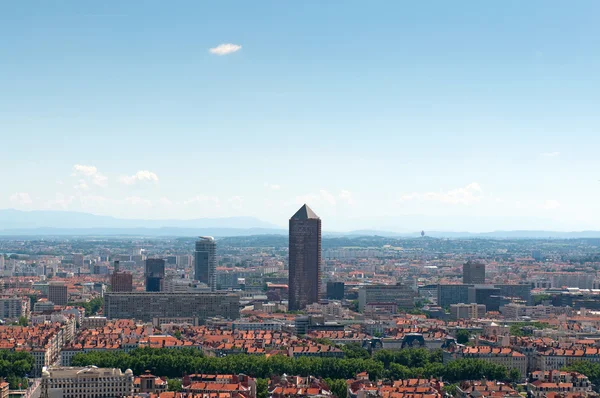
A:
71 347 521 388
0 351 35 389
564 361 600 389
509 322 551 337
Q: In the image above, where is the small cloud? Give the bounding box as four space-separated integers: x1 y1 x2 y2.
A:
9 192 32 205
264 183 281 191
119 170 159 185
56 180 64 185
209 43 242 56
72 164 108 187
541 151 560 158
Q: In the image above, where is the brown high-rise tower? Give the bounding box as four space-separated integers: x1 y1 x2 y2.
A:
288 204 321 311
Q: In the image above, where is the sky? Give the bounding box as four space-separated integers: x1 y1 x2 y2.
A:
1 1 599 232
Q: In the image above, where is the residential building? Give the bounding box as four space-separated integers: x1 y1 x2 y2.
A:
269 375 331 398
528 371 594 397
183 374 256 398
288 204 321 311
446 346 527 379
0 296 30 320
450 303 486 320
49 282 68 306
41 366 134 398
110 268 133 292
194 237 217 291
104 291 240 322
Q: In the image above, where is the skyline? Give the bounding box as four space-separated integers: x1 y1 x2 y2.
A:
2 1 600 232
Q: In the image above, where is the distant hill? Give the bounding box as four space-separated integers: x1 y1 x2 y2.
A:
0 209 279 230
2 209 600 238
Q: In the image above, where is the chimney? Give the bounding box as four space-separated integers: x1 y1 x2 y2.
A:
114 261 120 272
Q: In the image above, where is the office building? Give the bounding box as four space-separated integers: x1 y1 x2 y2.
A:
110 262 133 293
0 296 30 320
438 283 531 308
104 291 240 322
288 204 322 311
463 260 485 284
358 284 416 312
162 276 192 292
194 237 217 291
41 366 134 398
145 258 165 292
48 283 68 306
326 281 344 300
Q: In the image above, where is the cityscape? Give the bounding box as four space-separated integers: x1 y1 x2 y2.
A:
3 1 600 397
1 204 600 397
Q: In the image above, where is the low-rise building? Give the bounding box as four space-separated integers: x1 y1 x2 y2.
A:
445 346 527 379
528 371 595 397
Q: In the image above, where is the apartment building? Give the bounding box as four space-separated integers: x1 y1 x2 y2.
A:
104 292 240 322
41 366 134 398
0 296 30 320
446 346 527 379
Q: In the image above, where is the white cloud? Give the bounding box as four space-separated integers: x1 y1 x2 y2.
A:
264 183 281 191
541 151 560 158
72 164 108 187
209 43 242 56
119 170 159 185
9 192 32 205
399 183 484 205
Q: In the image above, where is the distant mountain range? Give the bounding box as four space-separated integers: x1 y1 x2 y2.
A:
2 209 600 238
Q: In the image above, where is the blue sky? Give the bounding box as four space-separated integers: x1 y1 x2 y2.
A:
1 1 599 231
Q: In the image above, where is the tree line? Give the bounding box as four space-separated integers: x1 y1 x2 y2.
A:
72 347 520 383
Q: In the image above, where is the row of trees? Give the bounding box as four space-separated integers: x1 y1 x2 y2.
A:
72 347 520 383
0 351 35 389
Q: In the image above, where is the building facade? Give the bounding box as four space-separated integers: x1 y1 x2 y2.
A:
104 292 240 322
41 366 134 398
288 204 321 311
48 283 68 306
358 284 416 312
194 237 217 291
463 260 485 284
0 296 30 320
145 258 165 292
